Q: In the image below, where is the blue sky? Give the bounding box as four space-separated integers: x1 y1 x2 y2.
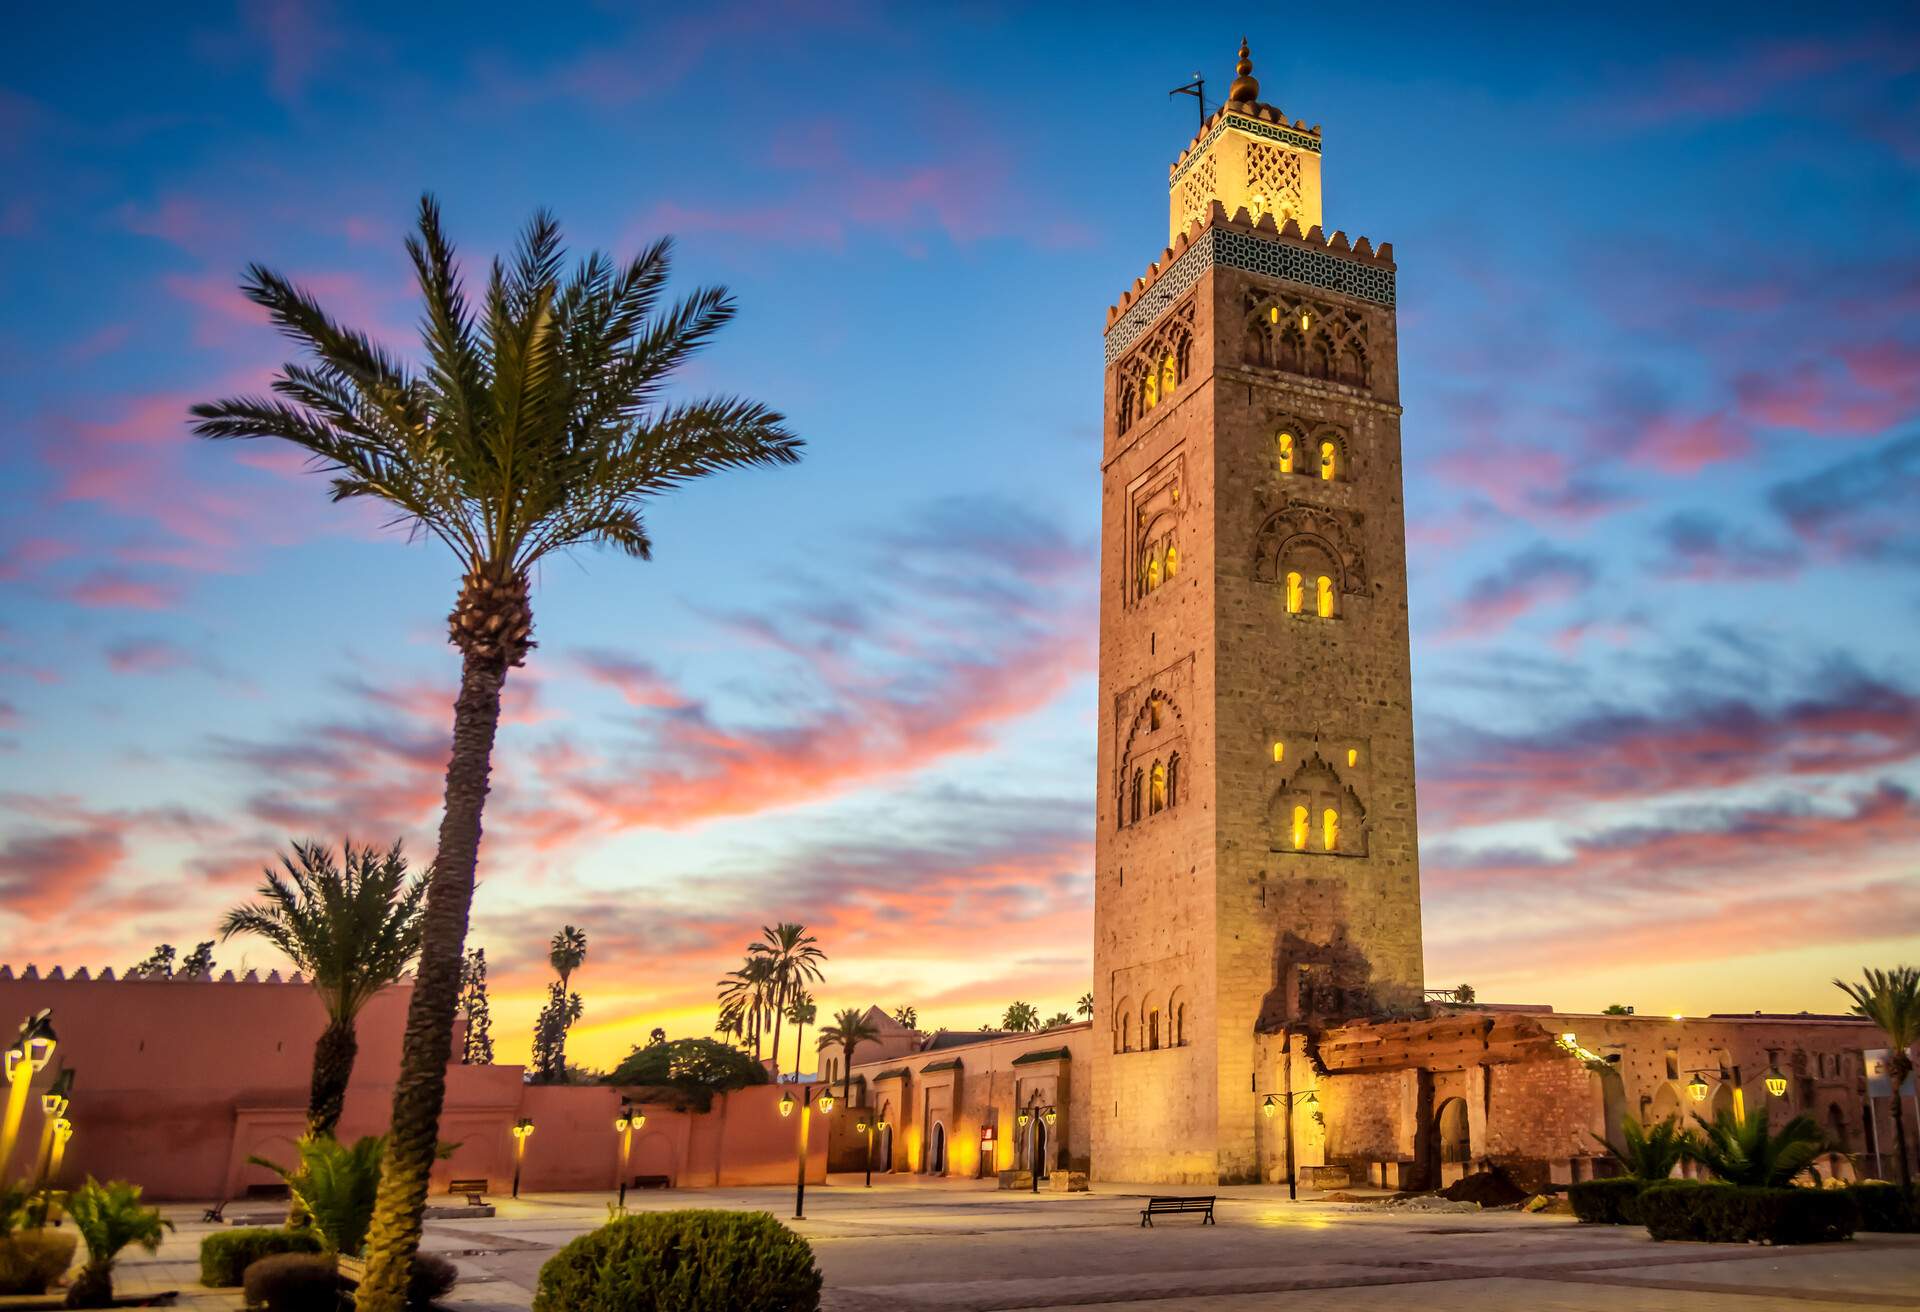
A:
2 3 1917 1071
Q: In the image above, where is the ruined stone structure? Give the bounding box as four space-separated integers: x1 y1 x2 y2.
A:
1092 42 1422 1184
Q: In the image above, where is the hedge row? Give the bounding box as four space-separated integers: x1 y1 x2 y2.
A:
1574 1178 1918 1239
199 1227 323 1287
1638 1181 1856 1244
1567 1177 1643 1226
1848 1182 1919 1233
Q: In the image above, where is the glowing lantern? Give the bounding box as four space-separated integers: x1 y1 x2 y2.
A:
1687 1074 1710 1103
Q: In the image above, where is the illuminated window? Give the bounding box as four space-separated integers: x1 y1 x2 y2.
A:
1316 575 1334 618
1165 544 1179 578
1142 373 1158 411
1268 305 1279 324
1150 761 1167 814
1285 571 1303 614
1346 747 1359 767
1161 353 1178 396
1147 551 1162 591
1148 697 1162 730
1272 741 1285 763
1167 753 1180 808
1322 807 1339 851
1320 440 1337 481
1291 804 1309 851
1278 431 1294 475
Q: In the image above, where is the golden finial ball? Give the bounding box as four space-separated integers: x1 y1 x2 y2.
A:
1228 37 1259 104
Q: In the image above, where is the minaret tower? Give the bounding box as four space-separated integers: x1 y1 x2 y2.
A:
1090 41 1423 1184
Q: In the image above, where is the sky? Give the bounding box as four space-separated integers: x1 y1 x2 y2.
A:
2 3 1918 1075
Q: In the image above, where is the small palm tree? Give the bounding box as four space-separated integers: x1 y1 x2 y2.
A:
220 840 427 1136
1592 1112 1694 1181
193 200 799 1312
1042 1012 1073 1029
1685 1109 1827 1187
1835 965 1919 1188
820 1008 880 1100
648 1026 667 1047
787 989 816 1080
1002 1001 1040 1033
252 1136 384 1257
63 1178 172 1308
892 1005 917 1029
1076 993 1095 1021
750 924 826 1075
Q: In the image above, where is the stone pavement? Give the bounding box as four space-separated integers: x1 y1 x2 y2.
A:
77 1178 1920 1309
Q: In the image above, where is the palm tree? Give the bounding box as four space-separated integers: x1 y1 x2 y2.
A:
1042 1012 1073 1029
1836 965 1919 1187
192 200 800 1312
1684 1108 1827 1187
1076 993 1095 1021
750 923 825 1075
717 956 777 1059
819 1008 880 1101
538 926 588 1078
550 926 587 991
892 1004 918 1029
1592 1112 1694 1181
787 989 816 1081
219 840 427 1137
1002 1001 1040 1033
63 1178 172 1308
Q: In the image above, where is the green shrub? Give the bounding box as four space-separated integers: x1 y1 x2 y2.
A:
200 1227 324 1287
1641 1180 1858 1244
407 1252 459 1309
0 1229 78 1294
1568 1177 1644 1225
534 1210 820 1312
249 1135 384 1256
1846 1182 1919 1233
242 1252 340 1311
65 1177 173 1307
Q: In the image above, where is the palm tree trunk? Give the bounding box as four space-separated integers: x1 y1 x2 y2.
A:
1891 1057 1913 1189
354 654 504 1312
307 1016 360 1138
769 980 786 1077
793 1014 806 1084
842 1040 855 1101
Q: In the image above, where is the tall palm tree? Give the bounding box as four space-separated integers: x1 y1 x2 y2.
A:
716 956 777 1060
820 1008 879 1101
192 199 800 1312
538 925 588 1079
750 923 825 1074
787 989 816 1081
1002 1001 1040 1033
1835 965 1920 1187
220 840 427 1137
549 926 587 991
1076 992 1095 1021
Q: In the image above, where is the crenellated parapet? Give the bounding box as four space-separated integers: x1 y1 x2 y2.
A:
0 963 420 986
1103 203 1395 365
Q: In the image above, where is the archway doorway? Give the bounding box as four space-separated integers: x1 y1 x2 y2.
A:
928 1122 946 1175
1435 1097 1470 1183
877 1104 894 1173
1029 1117 1049 1180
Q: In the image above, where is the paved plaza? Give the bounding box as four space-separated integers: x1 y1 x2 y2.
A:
98 1176 1920 1310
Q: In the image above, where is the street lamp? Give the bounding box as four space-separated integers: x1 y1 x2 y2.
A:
613 1104 645 1209
856 1121 883 1190
1257 1088 1318 1200
1 1010 56 1179
32 1069 73 1195
1684 1070 1755 1124
777 1085 833 1219
1017 1106 1056 1193
1687 1073 1710 1103
510 1117 535 1199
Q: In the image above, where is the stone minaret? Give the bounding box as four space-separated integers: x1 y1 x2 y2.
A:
1090 42 1423 1184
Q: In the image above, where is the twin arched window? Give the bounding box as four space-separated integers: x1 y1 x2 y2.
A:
1289 804 1343 852
1285 572 1337 618
1126 754 1180 825
1140 535 1178 596
1276 429 1343 481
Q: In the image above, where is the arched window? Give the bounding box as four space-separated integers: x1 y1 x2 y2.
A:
1166 754 1180 809
1129 770 1143 824
1146 551 1162 591
1175 1003 1186 1045
1122 1014 1133 1052
1165 544 1179 578
1285 571 1303 614
1149 697 1162 730
1347 747 1359 767
1278 431 1295 475
1272 741 1285 763
1291 804 1309 851
1150 761 1167 814
1142 372 1159 411
1319 440 1337 481
1322 807 1340 851
1148 1009 1160 1050
1161 352 1178 396
1316 575 1334 618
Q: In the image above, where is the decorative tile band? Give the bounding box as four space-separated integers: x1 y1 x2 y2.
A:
1103 229 1396 365
1169 111 1322 189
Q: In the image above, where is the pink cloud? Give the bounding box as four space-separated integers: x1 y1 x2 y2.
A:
1625 412 1755 474
1435 544 1595 642
64 570 183 612
104 638 196 674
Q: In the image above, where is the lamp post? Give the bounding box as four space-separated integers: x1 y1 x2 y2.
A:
510 1117 535 1199
32 1069 73 1190
777 1085 833 1220
1260 1089 1318 1200
1 1011 56 1179
854 1114 886 1188
613 1103 644 1210
1016 1105 1056 1193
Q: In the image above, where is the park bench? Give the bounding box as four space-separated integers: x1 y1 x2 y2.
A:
1140 1195 1215 1227
201 1199 226 1223
632 1174 672 1190
448 1178 488 1206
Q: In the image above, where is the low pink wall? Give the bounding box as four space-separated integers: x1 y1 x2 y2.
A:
0 972 824 1200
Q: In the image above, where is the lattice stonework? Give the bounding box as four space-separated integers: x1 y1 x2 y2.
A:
1179 151 1218 232
1244 142 1303 226
1104 229 1395 366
